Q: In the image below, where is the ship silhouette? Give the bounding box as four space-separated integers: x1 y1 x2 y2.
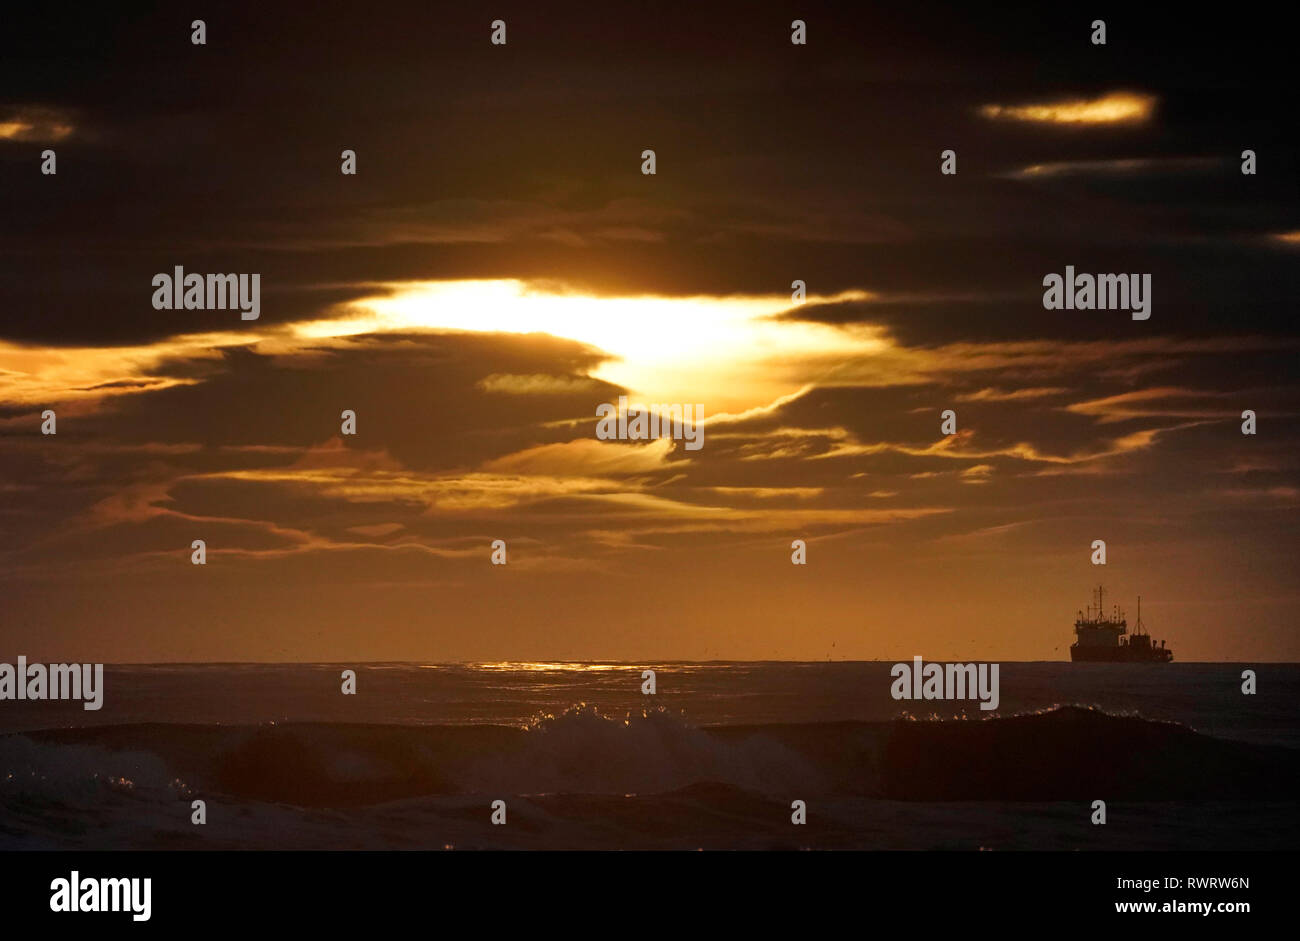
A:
1069 586 1173 662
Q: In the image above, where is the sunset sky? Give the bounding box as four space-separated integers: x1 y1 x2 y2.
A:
2 3 1297 661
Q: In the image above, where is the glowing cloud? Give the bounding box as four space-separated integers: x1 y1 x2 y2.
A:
292 280 884 413
979 92 1156 125
0 332 253 410
0 107 75 142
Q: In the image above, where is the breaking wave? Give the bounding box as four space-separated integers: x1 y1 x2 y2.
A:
3 704 1295 815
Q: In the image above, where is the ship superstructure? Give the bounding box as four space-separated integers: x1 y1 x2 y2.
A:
1069 586 1173 662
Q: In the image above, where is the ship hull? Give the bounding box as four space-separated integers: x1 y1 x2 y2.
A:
1070 645 1173 663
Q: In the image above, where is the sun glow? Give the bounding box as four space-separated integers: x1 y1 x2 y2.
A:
293 279 886 412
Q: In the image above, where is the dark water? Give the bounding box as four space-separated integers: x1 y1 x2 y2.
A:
1 662 1295 850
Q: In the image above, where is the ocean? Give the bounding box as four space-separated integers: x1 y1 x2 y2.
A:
1 662 1296 850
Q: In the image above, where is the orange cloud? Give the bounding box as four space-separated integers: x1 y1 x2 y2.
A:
0 106 75 142
979 91 1156 125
